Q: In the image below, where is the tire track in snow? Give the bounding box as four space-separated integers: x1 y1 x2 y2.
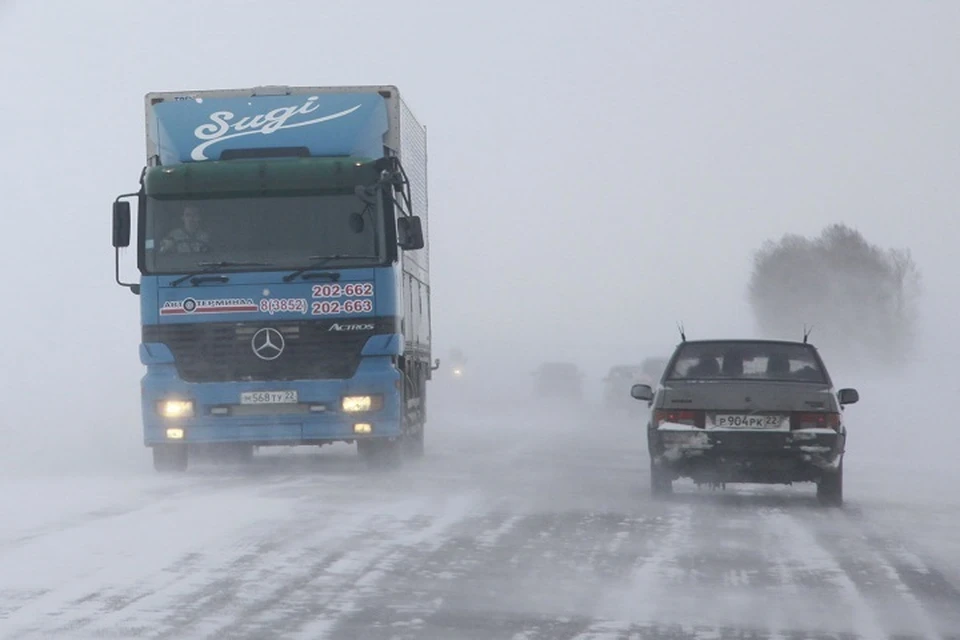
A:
595 503 694 629
202 494 479 640
307 509 653 639
0 484 306 639
0 465 434 639
802 510 960 640
0 466 327 552
762 509 901 639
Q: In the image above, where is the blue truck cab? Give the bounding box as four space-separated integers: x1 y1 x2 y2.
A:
110 85 433 472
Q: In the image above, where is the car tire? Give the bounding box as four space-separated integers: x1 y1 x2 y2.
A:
817 461 843 507
650 462 673 498
153 444 188 473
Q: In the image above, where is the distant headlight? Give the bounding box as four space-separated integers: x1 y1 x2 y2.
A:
342 395 383 412
159 400 194 418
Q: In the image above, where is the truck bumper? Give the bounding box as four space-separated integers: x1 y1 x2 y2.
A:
650 427 844 485
141 357 402 447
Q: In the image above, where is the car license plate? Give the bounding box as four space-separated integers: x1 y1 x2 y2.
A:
713 414 786 429
240 390 299 405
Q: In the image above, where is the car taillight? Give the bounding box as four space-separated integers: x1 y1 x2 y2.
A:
654 409 704 428
792 412 841 431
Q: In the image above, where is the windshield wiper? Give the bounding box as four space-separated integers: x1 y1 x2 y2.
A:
283 254 379 283
169 261 272 287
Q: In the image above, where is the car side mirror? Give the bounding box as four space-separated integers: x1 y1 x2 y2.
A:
397 216 424 250
113 201 131 248
630 383 654 402
838 388 859 406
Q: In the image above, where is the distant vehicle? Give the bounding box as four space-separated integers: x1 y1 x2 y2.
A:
602 365 648 408
639 357 668 384
533 362 584 399
630 339 858 506
448 348 467 380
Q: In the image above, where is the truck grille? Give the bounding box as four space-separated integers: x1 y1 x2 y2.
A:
142 318 395 383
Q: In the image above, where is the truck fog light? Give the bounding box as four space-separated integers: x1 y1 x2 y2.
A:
353 423 373 435
166 428 185 440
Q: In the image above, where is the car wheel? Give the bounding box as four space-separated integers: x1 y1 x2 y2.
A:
650 462 673 498
817 461 843 507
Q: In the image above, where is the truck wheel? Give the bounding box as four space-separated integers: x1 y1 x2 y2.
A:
817 462 843 507
403 427 425 458
650 463 673 498
358 439 402 470
401 374 425 459
226 443 254 464
153 444 188 473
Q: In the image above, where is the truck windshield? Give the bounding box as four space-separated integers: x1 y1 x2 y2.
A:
143 192 386 274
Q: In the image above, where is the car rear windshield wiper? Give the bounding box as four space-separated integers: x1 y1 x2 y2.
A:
283 254 380 283
170 261 273 287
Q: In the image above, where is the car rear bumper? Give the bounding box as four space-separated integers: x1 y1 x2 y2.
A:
650 427 844 484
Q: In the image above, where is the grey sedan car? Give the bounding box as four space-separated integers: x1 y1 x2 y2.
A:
630 339 859 506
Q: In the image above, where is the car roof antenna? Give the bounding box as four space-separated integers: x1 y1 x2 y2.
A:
677 322 686 342
802 324 813 343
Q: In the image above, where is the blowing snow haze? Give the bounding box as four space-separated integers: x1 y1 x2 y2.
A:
0 1 959 638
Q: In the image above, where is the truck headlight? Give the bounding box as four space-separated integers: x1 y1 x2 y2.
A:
159 400 194 418
342 395 383 412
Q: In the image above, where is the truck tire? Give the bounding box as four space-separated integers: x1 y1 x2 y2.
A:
153 444 188 473
401 371 425 459
358 439 402 470
817 462 843 507
650 462 673 498
403 427 425 458
222 443 254 464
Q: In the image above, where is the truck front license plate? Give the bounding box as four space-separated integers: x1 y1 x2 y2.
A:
240 390 299 405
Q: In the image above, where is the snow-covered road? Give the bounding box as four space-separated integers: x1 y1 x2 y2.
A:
1 384 958 639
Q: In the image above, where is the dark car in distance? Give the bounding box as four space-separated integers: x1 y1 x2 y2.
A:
533 362 584 400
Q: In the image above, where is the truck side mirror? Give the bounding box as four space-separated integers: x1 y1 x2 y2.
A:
397 216 424 251
113 201 131 248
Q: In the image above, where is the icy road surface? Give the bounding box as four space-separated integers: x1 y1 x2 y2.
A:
1 386 959 639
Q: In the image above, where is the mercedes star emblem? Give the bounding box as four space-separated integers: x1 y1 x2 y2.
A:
251 327 285 361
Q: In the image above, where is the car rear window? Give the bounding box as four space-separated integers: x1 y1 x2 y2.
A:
666 342 827 383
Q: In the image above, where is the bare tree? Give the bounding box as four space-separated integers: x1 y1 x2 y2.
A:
748 224 921 367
